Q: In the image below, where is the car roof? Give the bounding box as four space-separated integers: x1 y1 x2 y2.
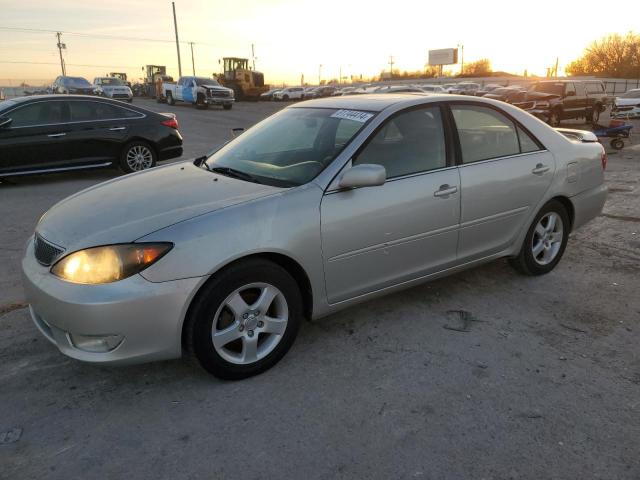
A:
291 93 463 112
0 94 154 114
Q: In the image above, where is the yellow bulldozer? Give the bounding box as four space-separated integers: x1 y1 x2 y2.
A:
217 57 269 101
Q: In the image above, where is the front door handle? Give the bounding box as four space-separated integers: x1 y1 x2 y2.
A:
434 184 458 197
47 133 66 138
532 163 550 174
109 126 126 131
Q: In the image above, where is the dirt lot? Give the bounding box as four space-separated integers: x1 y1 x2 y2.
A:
1 99 639 480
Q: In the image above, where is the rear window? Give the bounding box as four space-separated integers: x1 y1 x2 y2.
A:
586 82 604 94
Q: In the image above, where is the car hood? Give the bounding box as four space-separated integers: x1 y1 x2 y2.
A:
35 162 282 252
202 85 232 92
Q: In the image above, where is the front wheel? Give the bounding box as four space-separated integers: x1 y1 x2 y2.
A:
509 200 570 276
166 92 175 106
119 141 157 173
185 259 303 380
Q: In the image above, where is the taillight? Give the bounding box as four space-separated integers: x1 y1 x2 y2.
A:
601 150 608 170
161 117 179 129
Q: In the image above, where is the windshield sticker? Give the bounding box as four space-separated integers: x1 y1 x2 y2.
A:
330 109 374 123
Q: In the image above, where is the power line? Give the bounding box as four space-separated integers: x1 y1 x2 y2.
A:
0 26 215 47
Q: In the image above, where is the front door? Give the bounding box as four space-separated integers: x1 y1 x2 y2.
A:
450 103 555 262
0 99 70 174
321 105 460 304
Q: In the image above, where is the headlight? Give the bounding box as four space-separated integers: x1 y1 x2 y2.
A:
51 243 172 284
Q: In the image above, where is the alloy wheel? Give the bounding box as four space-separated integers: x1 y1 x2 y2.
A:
531 212 564 265
211 282 289 365
126 145 154 171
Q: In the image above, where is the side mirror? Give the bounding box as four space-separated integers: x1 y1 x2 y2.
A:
231 127 245 137
0 117 12 129
338 163 386 189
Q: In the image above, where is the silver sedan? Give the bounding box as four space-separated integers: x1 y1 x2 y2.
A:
22 94 608 379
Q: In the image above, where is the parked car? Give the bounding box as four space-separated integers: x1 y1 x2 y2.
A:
455 82 481 95
611 88 640 119
163 76 234 110
52 76 97 95
484 87 527 104
420 84 446 93
442 83 460 93
303 87 319 99
93 77 133 102
313 86 338 98
273 87 305 101
525 80 608 126
475 84 502 96
22 93 607 379
373 85 427 94
259 88 281 101
0 95 183 176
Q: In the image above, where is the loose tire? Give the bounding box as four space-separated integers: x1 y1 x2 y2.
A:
185 259 303 380
166 92 175 106
119 141 157 174
509 200 570 276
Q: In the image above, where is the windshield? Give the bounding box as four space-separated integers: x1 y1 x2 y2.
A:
62 77 92 87
100 78 124 86
204 107 374 187
621 90 640 99
195 77 219 86
530 83 564 95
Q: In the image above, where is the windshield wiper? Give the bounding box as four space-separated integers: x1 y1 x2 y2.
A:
209 166 262 184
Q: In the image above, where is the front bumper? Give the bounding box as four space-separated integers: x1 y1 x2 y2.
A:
206 96 234 105
22 239 202 365
611 106 640 119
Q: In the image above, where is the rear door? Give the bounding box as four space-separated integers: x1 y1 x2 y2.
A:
450 103 554 262
321 105 460 303
65 100 137 165
0 99 70 174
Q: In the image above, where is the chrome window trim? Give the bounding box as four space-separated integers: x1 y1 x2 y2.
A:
457 149 549 168
0 98 145 129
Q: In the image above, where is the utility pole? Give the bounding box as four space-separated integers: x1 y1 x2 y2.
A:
189 42 195 76
339 66 342 85
172 2 182 77
318 64 322 85
554 57 559 79
388 55 395 78
251 44 256 71
458 44 464 75
56 32 66 76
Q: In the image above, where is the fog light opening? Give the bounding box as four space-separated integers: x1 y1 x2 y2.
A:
68 333 124 353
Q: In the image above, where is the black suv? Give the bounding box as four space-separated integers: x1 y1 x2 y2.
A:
521 80 608 126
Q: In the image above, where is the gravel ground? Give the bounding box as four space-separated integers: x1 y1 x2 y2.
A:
1 100 639 480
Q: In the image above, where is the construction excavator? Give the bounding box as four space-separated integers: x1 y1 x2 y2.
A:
216 57 269 101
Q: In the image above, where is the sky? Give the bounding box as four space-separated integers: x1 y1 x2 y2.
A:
1 0 639 86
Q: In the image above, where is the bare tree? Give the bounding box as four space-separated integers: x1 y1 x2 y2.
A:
463 59 492 76
567 33 640 78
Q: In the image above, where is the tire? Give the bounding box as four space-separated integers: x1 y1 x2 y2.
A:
223 104 232 110
196 94 208 109
119 141 157 174
548 109 561 127
589 103 602 124
610 138 624 150
509 200 570 276
128 98 133 103
185 259 303 380
283 94 289 101
166 92 175 106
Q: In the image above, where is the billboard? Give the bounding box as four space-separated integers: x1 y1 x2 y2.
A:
428 48 458 66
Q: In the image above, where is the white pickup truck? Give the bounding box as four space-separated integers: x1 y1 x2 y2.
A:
163 76 234 110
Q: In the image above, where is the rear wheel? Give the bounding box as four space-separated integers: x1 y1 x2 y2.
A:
119 141 156 173
283 94 289 101
548 109 561 127
589 103 602 123
509 200 570 276
610 138 624 150
185 259 303 380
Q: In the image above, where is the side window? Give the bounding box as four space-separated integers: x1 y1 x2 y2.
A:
575 82 586 97
451 105 519 163
565 82 576 96
69 101 97 122
517 126 541 153
7 101 65 127
354 106 446 178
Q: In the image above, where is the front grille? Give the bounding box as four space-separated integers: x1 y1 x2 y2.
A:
209 90 230 98
34 234 65 266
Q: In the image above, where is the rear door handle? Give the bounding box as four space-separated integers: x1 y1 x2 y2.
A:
47 133 66 138
532 163 550 174
109 126 126 131
434 184 458 197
